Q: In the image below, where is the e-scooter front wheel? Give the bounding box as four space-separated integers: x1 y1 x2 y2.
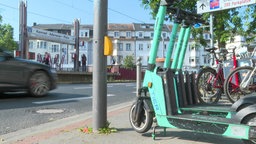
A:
129 102 153 133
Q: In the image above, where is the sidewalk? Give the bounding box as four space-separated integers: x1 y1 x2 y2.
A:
0 101 244 144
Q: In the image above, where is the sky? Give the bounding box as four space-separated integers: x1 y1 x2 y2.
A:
0 0 156 41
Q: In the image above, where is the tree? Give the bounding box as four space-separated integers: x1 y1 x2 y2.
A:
0 15 18 51
123 55 135 69
141 0 256 48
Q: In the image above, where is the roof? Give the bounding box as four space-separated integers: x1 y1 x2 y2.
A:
32 23 171 32
33 24 73 30
133 23 170 31
108 23 134 31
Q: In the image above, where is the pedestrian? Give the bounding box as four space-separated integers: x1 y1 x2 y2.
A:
43 52 50 65
81 54 87 72
54 54 59 68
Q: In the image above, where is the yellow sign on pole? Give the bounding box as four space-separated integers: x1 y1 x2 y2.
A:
104 36 113 56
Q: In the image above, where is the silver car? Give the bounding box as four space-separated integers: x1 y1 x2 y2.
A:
0 49 57 97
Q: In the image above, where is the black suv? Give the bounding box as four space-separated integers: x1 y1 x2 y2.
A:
0 49 57 97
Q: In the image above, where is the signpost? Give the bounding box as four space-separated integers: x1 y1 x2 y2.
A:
197 0 256 14
19 0 28 59
197 0 256 49
27 27 75 45
93 0 108 132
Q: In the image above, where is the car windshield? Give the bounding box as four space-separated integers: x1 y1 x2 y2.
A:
0 49 14 61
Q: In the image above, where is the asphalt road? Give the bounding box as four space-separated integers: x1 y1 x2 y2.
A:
0 83 137 135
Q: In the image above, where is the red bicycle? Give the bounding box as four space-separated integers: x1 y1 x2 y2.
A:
195 46 238 104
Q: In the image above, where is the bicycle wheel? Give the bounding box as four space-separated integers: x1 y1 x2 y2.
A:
196 67 222 104
224 66 255 103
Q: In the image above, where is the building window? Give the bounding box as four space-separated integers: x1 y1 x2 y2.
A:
204 55 210 64
117 55 123 64
138 32 143 38
117 43 123 51
40 41 44 48
43 42 47 49
52 44 59 53
189 57 194 63
162 33 166 38
81 32 84 37
29 42 33 49
204 34 210 40
139 44 143 51
126 32 131 38
37 41 39 48
114 32 119 38
126 43 131 51
147 43 151 49
196 57 199 63
189 45 195 51
151 32 154 38
204 56 207 63
85 32 88 37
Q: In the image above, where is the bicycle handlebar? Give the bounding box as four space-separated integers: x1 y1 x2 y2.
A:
204 47 218 53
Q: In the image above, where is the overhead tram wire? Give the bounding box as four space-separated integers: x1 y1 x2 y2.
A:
0 1 147 24
0 2 72 23
53 0 93 15
86 0 146 23
28 11 71 23
0 2 17 10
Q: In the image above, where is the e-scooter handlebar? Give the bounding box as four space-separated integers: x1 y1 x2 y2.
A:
168 7 208 25
160 0 180 6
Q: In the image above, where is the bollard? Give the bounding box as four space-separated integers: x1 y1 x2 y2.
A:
136 57 142 97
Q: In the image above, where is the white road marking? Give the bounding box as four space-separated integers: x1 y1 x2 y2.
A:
108 83 135 87
73 85 113 90
33 94 116 104
73 86 92 90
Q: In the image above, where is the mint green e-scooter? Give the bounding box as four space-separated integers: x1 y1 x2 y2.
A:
129 1 256 143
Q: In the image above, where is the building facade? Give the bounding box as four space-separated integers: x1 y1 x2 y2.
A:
28 23 214 72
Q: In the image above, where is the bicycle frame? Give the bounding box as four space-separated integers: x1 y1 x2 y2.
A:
240 67 256 90
227 48 256 92
213 63 225 89
240 48 256 89
206 47 239 91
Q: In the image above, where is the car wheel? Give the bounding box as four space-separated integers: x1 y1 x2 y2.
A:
28 71 50 97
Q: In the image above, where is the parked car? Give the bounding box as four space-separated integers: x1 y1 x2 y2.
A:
0 49 57 97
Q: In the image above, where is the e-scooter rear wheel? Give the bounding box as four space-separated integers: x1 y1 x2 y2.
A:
129 102 153 133
241 113 256 144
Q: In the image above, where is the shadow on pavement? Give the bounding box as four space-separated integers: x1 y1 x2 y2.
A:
142 128 243 144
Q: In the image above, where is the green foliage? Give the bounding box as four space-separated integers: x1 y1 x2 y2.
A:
98 121 117 134
0 15 18 51
140 0 256 48
79 121 117 135
123 55 135 69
